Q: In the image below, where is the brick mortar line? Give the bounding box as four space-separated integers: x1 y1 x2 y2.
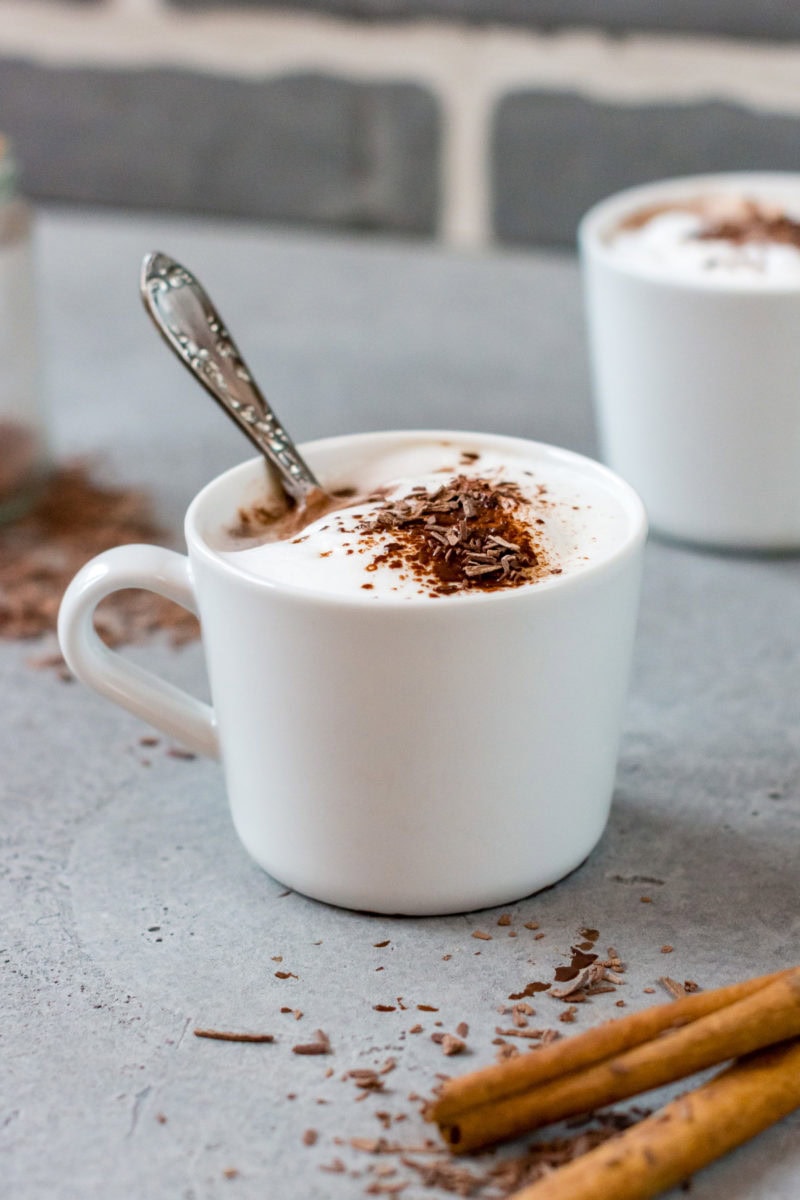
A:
6 2 800 245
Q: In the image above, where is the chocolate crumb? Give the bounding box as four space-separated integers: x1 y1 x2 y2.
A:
302 1129 318 1146
441 1034 466 1056
293 1029 331 1055
320 1159 346 1174
659 976 687 1000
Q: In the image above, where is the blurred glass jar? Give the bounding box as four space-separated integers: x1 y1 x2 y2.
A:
0 136 46 521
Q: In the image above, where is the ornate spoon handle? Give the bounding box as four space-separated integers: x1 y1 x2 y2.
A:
140 252 319 504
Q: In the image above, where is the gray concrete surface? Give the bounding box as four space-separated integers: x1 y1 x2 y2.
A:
2 208 799 1199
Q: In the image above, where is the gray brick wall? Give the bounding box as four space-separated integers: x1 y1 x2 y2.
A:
0 61 439 235
167 0 800 41
5 1 800 246
493 94 800 245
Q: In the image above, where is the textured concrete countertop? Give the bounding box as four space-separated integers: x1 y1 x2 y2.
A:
3 208 799 1200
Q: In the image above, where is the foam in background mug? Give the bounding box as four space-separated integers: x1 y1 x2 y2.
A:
579 172 800 549
58 431 646 915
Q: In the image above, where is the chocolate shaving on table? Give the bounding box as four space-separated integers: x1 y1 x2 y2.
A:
441 1035 466 1057
549 964 604 999
346 1069 387 1092
359 475 547 597
293 1029 331 1055
193 1028 274 1043
659 975 689 1000
0 462 199 656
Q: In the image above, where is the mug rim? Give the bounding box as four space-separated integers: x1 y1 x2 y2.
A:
185 429 647 609
578 170 800 293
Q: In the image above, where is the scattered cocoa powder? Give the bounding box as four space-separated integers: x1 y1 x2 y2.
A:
0 420 41 507
0 462 199 656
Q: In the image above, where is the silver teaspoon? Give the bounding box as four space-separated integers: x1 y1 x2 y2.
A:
140 251 320 506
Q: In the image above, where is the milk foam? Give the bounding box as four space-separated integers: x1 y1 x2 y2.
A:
220 440 632 600
610 193 800 285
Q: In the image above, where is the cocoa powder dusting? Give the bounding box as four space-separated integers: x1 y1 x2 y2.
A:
617 195 800 250
695 205 800 249
0 463 199 653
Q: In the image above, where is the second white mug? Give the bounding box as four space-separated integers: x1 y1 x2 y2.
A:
580 172 800 550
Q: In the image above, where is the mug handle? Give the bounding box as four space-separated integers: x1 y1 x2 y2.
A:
57 544 220 758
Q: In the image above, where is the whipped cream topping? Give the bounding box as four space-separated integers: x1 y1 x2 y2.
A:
219 440 631 600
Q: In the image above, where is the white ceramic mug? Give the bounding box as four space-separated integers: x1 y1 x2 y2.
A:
580 172 800 549
58 431 646 915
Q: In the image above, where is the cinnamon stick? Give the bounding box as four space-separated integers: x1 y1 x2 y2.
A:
436 967 800 1152
506 1037 800 1200
430 968 785 1126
